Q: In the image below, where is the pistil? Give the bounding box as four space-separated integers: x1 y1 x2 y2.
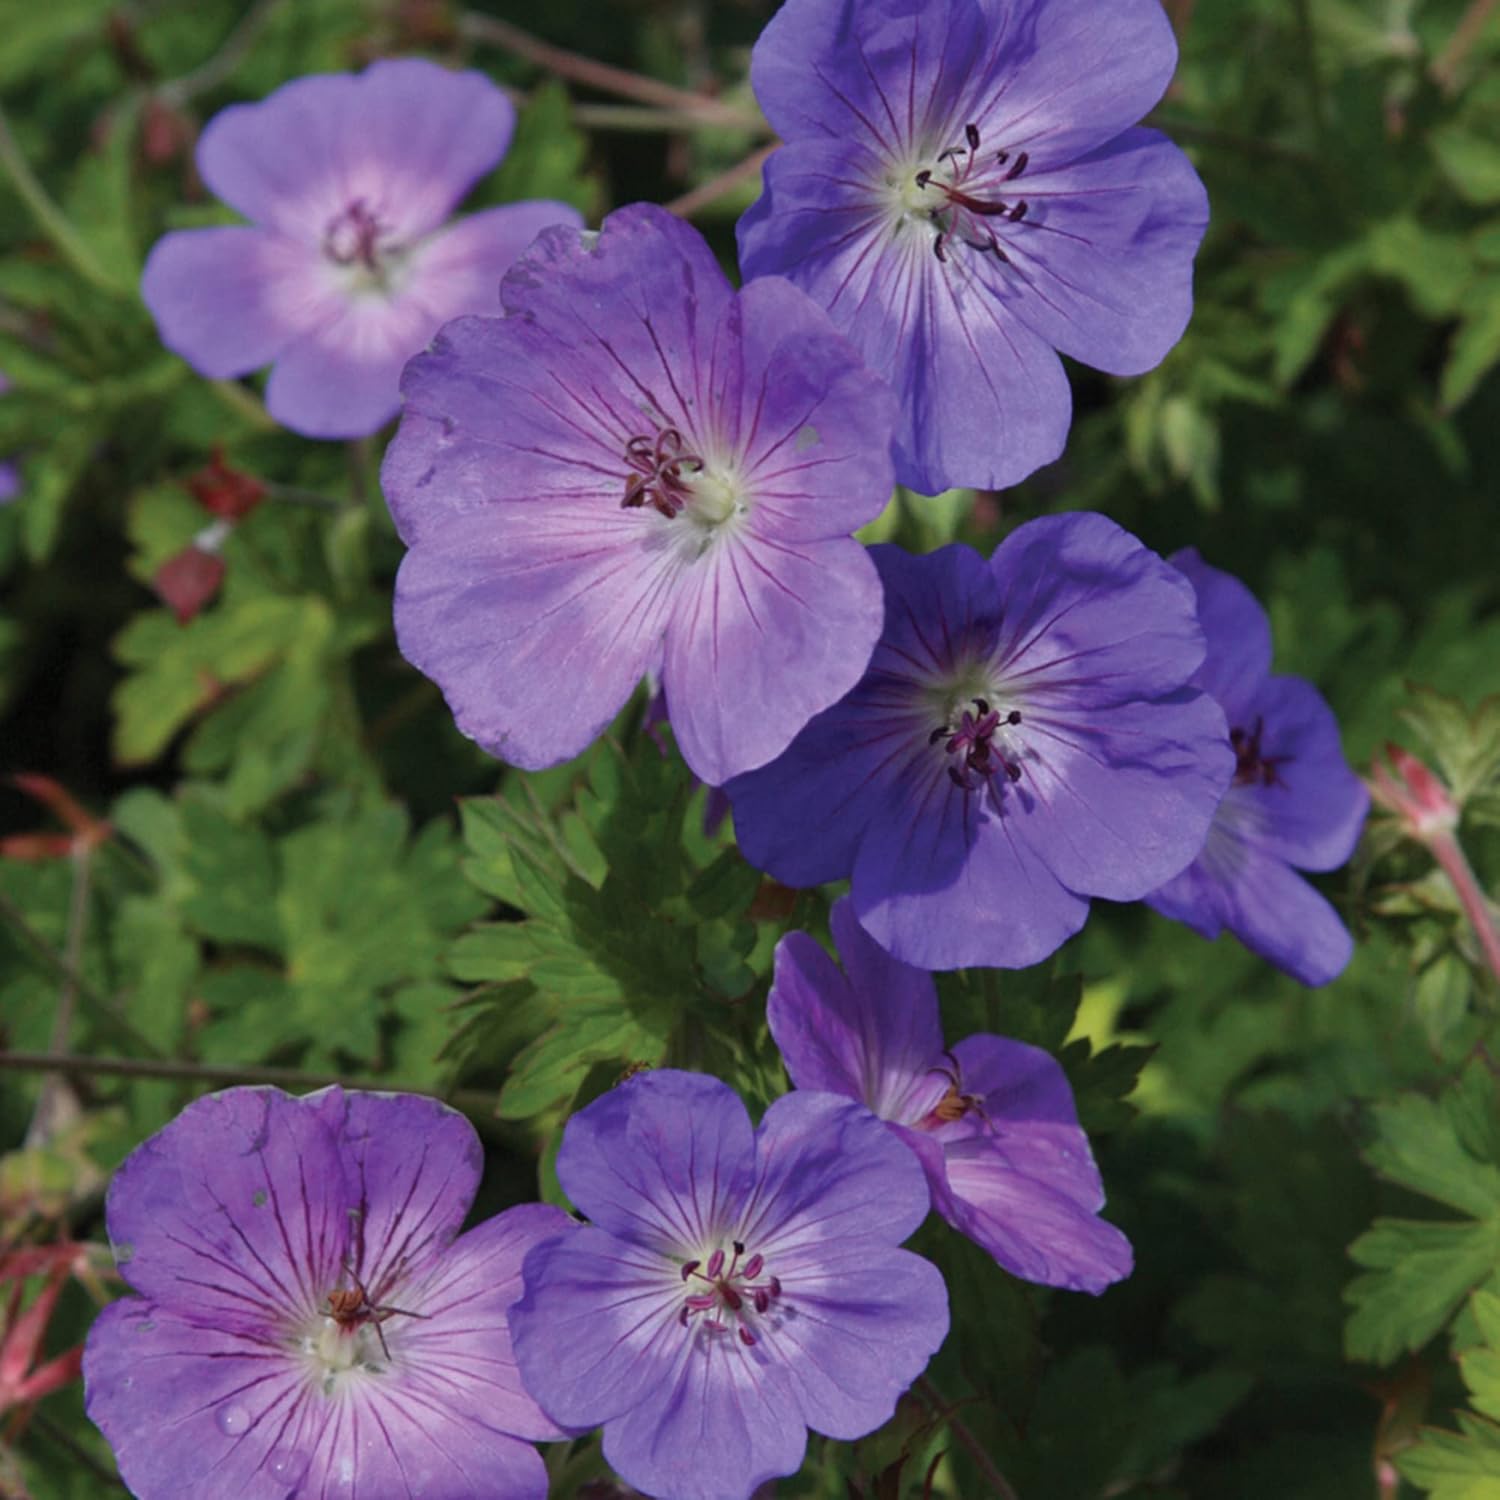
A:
678 1240 782 1347
911 123 1032 263
931 697 1024 790
1230 717 1289 787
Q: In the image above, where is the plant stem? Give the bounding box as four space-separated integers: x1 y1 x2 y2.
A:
1432 0 1500 92
0 891 160 1058
0 106 122 295
916 1377 1020 1500
664 144 777 217
1428 829 1500 985
571 102 766 135
0 1049 494 1116
155 0 284 107
457 11 760 130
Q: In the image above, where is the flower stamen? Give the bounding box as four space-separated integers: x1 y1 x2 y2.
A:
620 427 706 519
678 1239 782 1348
1229 717 1290 788
915 124 1032 264
932 697 1024 790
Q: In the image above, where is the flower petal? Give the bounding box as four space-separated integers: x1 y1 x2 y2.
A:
196 60 514 242
510 1224 687 1429
767 900 946 1122
851 763 1090 970
740 139 1072 494
1169 546 1273 722
83 1300 310 1500
392 505 678 768
991 513 1209 704
1149 825 1356 986
922 1131 1132 1293
601 1329 807 1500
740 1091 931 1253
556 1071 759 1251
1012 690 1234 902
663 533 882 784
398 1204 575 1443
332 1092 483 1298
759 1238 949 1440
981 0 1181 165
995 128 1207 376
1237 675 1369 871
141 228 338 380
105 1086 351 1331
264 287 440 438
415 200 585 318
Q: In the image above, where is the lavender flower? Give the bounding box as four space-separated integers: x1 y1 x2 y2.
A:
141 59 581 439
509 1070 949 1500
383 203 898 786
771 899 1131 1292
737 0 1208 494
1145 550 1368 985
726 514 1236 970
83 1086 568 1498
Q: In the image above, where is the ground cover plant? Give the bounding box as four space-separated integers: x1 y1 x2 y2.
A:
1 0 1499 1496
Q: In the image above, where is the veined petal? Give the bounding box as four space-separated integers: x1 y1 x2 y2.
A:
511 1226 689 1430
555 1072 758 1251
1012 690 1233 902
663 533 882 784
1237 675 1369 872
142 228 339 380
83 1300 312 1500
414 200 585 319
600 1326 806 1500
1169 547 1273 722
996 129 1207 375
397 1204 575 1444
990 513 1209 704
758 1238 949 1441
332 1092 483 1299
105 1087 351 1333
740 1091 931 1254
392 505 678 769
196 60 514 243
767 901 946 1122
928 1136 1132 1293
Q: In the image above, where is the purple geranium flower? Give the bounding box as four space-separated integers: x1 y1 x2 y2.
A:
142 59 581 438
83 1086 568 1499
771 899 1131 1292
383 202 897 786
1145 550 1368 985
509 1070 949 1500
726 513 1236 970
737 0 1208 494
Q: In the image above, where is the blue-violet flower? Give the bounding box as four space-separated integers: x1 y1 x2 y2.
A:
83 1086 568 1499
383 202 898 786
738 0 1208 494
142 59 582 438
1145 549 1368 985
509 1070 949 1500
771 898 1131 1291
726 513 1236 970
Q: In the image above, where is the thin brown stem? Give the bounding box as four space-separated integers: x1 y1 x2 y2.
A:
664 144 777 218
1432 0 1500 92
0 1049 496 1116
1428 830 1500 985
457 11 760 130
916 1377 1019 1500
0 891 160 1057
571 102 767 135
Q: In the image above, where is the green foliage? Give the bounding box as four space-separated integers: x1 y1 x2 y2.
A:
450 731 766 1120
1347 1065 1500 1366
1401 1290 1500 1499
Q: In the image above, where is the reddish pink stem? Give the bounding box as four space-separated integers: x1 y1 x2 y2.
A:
1428 829 1500 985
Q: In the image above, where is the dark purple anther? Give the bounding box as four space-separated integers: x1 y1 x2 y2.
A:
620 426 705 519
1230 717 1289 787
738 1327 756 1347
935 697 1023 792
324 199 391 274
705 1248 726 1279
742 1254 764 1280
678 1238 783 1345
920 124 1033 264
680 1259 700 1280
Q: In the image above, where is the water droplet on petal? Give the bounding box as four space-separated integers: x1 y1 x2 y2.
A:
216 1404 250 1436
268 1446 310 1484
